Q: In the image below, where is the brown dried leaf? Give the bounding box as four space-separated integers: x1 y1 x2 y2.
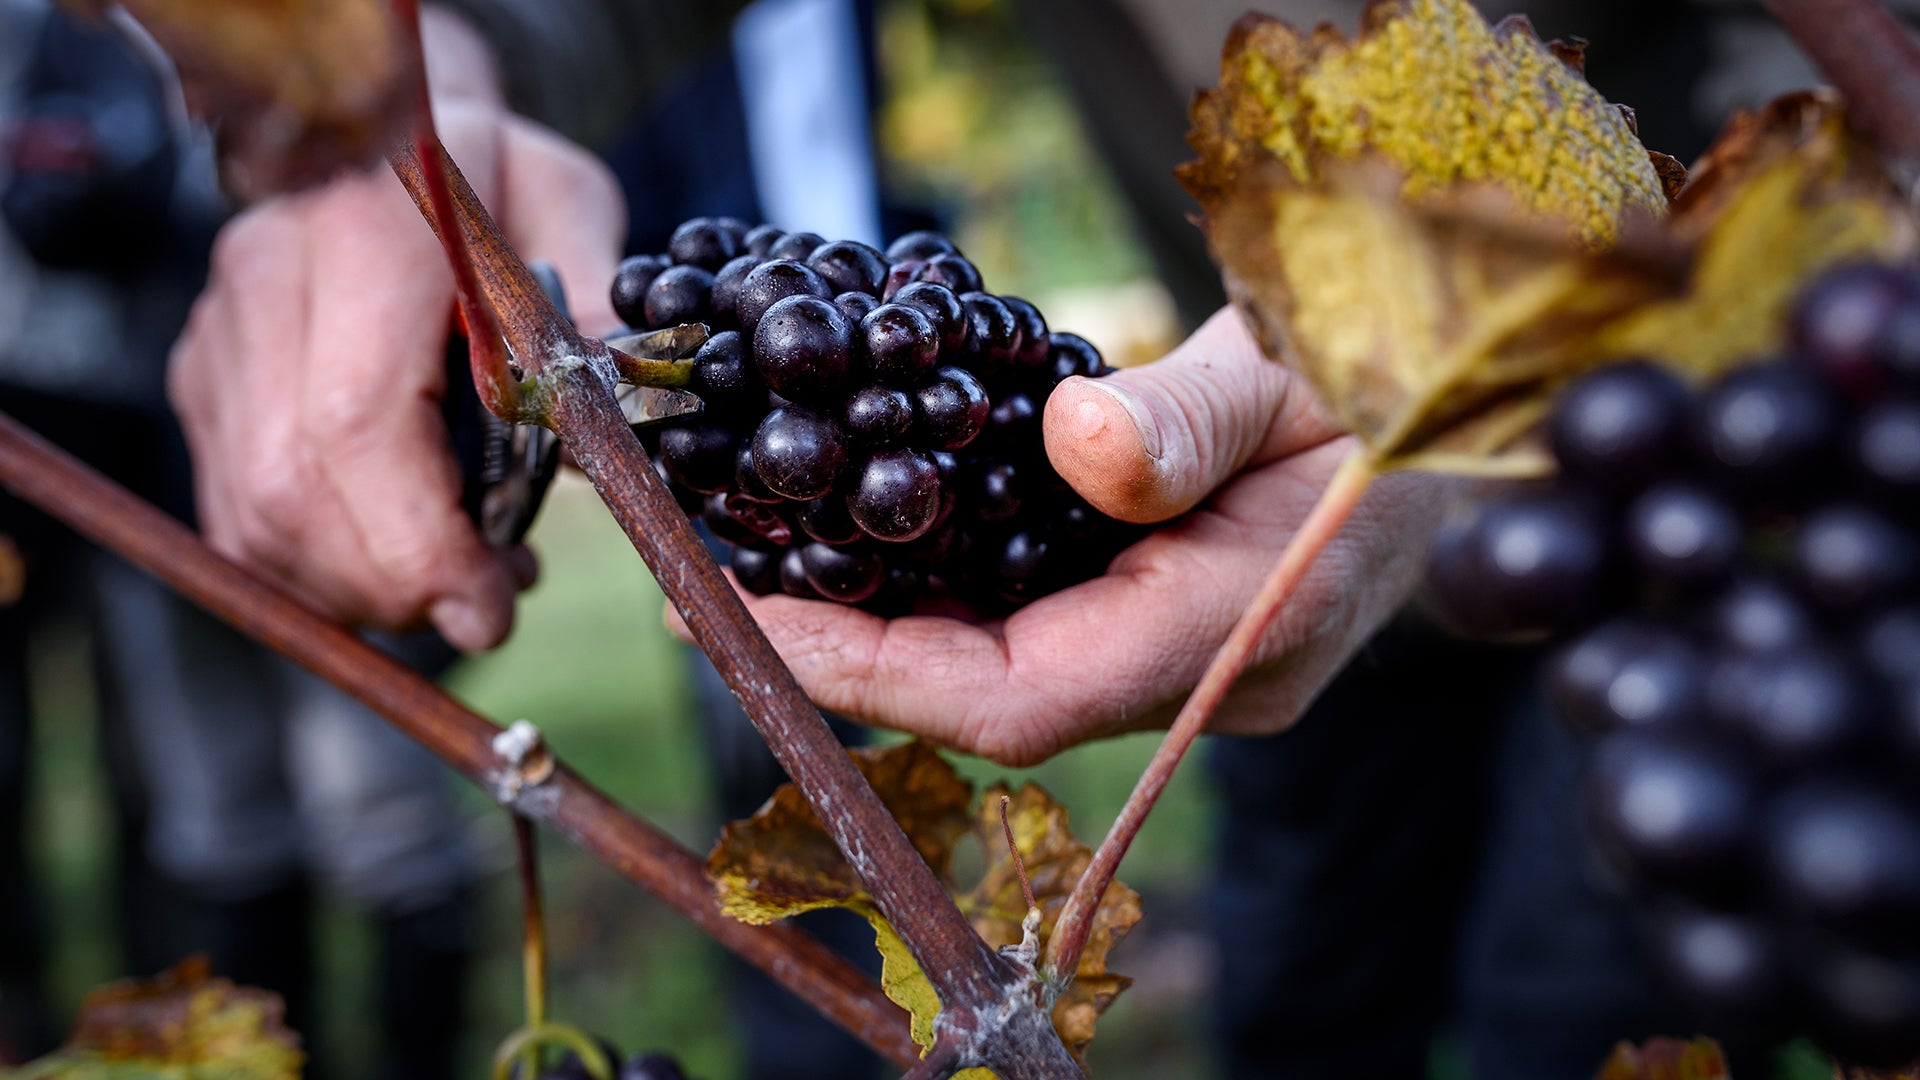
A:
706 743 1140 1072
60 0 412 197
7 957 303 1078
1592 1036 1729 1080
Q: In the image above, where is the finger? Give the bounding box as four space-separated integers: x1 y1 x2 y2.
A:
1041 306 1342 524
497 115 626 334
298 171 518 650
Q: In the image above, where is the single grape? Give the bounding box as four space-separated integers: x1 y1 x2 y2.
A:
885 230 956 262
980 390 1041 454
916 252 983 294
733 441 782 503
999 296 1050 372
797 495 862 546
1546 618 1704 736
668 216 739 269
734 259 833 336
808 240 889 297
1766 782 1920 946
959 292 1019 374
689 330 759 410
1704 578 1816 656
847 448 943 542
619 1051 689 1080
1625 482 1743 589
1585 731 1758 902
714 216 752 245
652 456 703 516
861 303 940 386
861 565 926 617
743 223 785 257
732 545 781 595
1047 331 1106 383
1422 490 1615 639
911 366 991 451
1716 647 1875 767
1852 399 1920 505
642 264 714 329
800 541 885 602
709 254 762 325
657 422 736 494
778 546 820 599
834 290 879 322
993 529 1054 604
750 406 848 501
1644 905 1787 1032
891 281 966 352
966 460 1023 523
752 295 856 404
767 230 827 262
1792 503 1918 616
843 385 914 445
1789 261 1918 401
1548 361 1693 495
1695 360 1840 501
611 254 671 328
882 260 924 300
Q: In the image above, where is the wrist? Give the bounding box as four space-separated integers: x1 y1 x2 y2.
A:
420 4 507 110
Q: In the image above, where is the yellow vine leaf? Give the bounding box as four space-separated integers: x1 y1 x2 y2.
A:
4 958 303 1079
1591 1036 1729 1080
706 742 1141 1074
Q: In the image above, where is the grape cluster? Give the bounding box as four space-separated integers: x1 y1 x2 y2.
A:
611 217 1139 613
1427 262 1920 1067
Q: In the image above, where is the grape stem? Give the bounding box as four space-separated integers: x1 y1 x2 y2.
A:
1044 452 1378 984
516 817 548 1066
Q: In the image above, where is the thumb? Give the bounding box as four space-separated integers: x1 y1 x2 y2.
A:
1042 306 1338 523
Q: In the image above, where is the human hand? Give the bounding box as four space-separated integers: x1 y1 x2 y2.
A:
675 308 1449 765
168 7 624 650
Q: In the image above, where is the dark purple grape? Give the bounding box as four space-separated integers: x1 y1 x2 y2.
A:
657 422 736 493
778 546 820 599
1717 647 1875 767
1645 906 1787 1032
1861 605 1920 685
642 264 714 329
861 566 926 617
993 529 1054 603
1767 783 1920 946
835 290 879 322
798 496 861 545
999 296 1050 372
732 545 781 595
966 460 1022 524
743 224 785 257
1706 578 1816 656
703 491 791 548
1585 731 1758 901
1790 261 1919 400
734 259 833 336
911 367 991 451
652 456 703 516
733 441 781 503
1548 361 1692 495
1852 399 1920 505
1546 619 1704 736
1047 332 1105 383
1800 939 1920 1069
689 330 759 409
752 295 856 404
1625 482 1743 589
885 230 956 262
668 216 739 269
959 292 1019 373
848 449 942 542
891 281 966 352
861 304 940 386
1422 490 1615 639
768 230 827 262
1695 361 1841 501
916 252 983 294
881 260 924 300
750 406 848 501
710 254 762 324
1792 503 1918 616
714 216 752 245
611 253 671 327
620 1051 689 1080
808 240 888 297
843 385 914 445
801 542 885 602
981 390 1041 453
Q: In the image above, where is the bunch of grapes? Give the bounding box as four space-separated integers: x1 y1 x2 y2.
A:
610 217 1140 613
1427 261 1920 1067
